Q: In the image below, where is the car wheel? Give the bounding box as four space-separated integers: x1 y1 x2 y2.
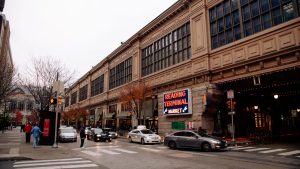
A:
202 142 211 152
168 141 176 149
141 138 145 145
129 137 133 143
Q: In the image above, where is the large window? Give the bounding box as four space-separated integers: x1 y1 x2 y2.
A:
109 104 117 114
91 74 104 97
141 22 191 76
71 91 77 105
210 0 299 49
65 96 70 107
109 57 132 89
79 85 88 101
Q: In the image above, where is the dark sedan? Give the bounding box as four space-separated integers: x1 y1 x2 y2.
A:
164 130 227 151
90 128 112 142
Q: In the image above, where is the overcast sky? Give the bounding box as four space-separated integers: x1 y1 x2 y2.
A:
4 0 178 79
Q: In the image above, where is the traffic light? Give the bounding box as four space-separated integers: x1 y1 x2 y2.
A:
226 100 236 110
49 97 57 105
57 96 64 105
226 100 231 110
232 101 236 110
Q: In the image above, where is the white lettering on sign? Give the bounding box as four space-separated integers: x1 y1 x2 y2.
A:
227 90 234 99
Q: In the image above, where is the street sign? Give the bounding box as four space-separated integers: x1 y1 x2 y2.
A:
227 90 234 99
228 111 235 115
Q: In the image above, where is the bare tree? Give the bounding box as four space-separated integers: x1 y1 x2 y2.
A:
21 56 76 111
119 81 149 126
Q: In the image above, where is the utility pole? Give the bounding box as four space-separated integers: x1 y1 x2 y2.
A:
52 73 64 148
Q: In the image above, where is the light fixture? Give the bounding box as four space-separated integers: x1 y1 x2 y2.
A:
273 94 279 99
297 109 300 112
254 106 258 110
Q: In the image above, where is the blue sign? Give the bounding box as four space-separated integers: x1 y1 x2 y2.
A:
163 89 192 116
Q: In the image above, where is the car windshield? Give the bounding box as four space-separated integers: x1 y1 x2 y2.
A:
60 128 74 133
140 130 153 134
94 128 103 134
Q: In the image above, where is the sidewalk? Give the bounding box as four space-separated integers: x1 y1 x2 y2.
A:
0 127 79 161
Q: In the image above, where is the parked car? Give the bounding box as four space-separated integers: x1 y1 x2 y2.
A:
103 128 118 139
90 128 112 142
128 129 161 144
85 127 91 137
58 127 77 142
87 128 94 140
164 130 227 151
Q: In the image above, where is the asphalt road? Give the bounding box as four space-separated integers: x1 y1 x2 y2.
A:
1 129 300 169
61 138 300 169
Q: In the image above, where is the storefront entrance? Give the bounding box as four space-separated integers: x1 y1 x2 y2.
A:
216 68 300 142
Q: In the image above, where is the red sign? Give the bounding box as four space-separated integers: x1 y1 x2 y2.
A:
43 119 50 137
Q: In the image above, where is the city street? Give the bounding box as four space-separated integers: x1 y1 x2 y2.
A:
0 127 300 169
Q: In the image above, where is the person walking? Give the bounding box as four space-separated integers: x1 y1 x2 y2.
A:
31 123 42 148
24 122 32 143
80 126 85 148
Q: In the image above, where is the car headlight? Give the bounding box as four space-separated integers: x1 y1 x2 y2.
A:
211 140 221 144
109 134 112 137
97 134 101 137
115 133 118 136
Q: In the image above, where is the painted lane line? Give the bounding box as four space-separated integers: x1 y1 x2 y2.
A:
17 164 98 169
81 150 101 156
232 147 255 150
244 148 270 152
98 149 121 155
259 149 286 154
114 148 138 154
14 158 83 164
139 147 161 152
278 150 300 156
13 160 91 167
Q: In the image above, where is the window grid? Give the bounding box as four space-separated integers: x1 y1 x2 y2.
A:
91 74 104 97
109 57 132 89
79 85 88 101
71 92 77 105
141 22 191 77
210 0 299 49
65 96 69 107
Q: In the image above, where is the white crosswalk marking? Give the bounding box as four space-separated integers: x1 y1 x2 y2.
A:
278 150 300 156
114 148 137 154
98 149 121 155
139 147 161 152
259 149 286 154
156 146 168 149
244 148 270 152
0 143 20 146
231 146 254 150
13 158 98 169
81 150 101 156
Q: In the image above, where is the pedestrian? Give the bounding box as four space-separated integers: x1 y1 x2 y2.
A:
24 122 32 143
31 123 42 148
80 126 85 148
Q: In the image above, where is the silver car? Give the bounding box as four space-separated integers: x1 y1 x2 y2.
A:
128 129 161 144
164 130 227 151
58 127 77 142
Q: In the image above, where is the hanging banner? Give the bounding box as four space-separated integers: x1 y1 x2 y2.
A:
163 88 192 116
43 119 50 137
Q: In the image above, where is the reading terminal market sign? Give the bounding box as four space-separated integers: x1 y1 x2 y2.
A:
163 88 192 116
